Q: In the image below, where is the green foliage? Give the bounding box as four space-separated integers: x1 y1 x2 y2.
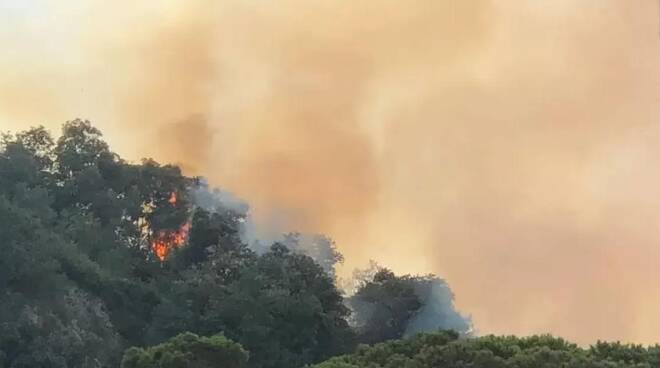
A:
151 241 355 368
120 332 248 368
281 233 344 278
0 194 120 367
312 331 660 368
349 268 422 344
348 266 471 345
7 120 659 368
203 244 356 368
0 122 194 366
0 121 355 367
172 206 247 270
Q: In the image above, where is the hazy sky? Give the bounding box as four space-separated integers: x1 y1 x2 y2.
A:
2 0 660 344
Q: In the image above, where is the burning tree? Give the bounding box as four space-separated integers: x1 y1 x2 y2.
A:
150 192 191 260
144 190 192 261
129 159 196 262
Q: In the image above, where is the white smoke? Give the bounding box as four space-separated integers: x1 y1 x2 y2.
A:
405 277 473 337
190 179 344 275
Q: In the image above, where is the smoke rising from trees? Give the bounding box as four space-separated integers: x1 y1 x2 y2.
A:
1 1 660 344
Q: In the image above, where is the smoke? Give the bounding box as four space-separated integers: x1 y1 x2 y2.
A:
345 264 472 341
191 181 344 276
2 0 660 344
405 277 473 338
189 180 266 252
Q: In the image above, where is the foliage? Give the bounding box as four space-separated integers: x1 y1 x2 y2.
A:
120 332 248 368
202 243 355 368
0 121 198 366
6 120 655 368
313 331 660 368
348 266 471 345
281 233 344 279
0 121 356 367
151 240 355 368
0 179 120 367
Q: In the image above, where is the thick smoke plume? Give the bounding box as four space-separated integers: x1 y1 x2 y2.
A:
2 1 660 344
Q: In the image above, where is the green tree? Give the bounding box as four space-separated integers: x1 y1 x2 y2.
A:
312 331 657 368
0 193 120 368
172 206 247 270
205 244 355 368
348 267 471 345
348 268 423 344
121 332 248 368
153 242 355 368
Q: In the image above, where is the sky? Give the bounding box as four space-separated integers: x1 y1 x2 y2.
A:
1 0 660 344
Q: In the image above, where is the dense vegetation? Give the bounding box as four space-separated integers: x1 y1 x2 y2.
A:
5 120 656 368
314 331 660 368
121 332 248 368
0 120 469 368
348 268 471 345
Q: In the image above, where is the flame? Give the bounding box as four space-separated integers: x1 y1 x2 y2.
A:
173 222 190 246
152 239 169 261
150 192 189 261
151 222 190 261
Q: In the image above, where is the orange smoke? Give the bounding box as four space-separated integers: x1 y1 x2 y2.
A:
2 0 660 345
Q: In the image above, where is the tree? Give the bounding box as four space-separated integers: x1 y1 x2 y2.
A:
121 332 248 368
205 244 356 368
0 121 196 362
0 194 120 368
153 243 355 368
172 206 247 270
348 267 471 345
403 276 472 338
348 268 422 344
54 119 111 177
281 233 344 279
312 331 655 368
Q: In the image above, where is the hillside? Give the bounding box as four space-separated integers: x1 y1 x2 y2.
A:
2 120 657 368
0 120 469 368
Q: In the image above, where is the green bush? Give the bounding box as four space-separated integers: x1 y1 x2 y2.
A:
121 332 248 368
312 331 660 368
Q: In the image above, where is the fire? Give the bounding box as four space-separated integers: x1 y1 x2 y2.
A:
152 239 169 261
151 222 190 261
173 222 190 246
151 191 190 261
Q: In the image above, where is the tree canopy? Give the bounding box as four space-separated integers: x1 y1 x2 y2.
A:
313 331 660 368
348 265 472 345
2 120 649 368
120 332 248 368
0 121 357 368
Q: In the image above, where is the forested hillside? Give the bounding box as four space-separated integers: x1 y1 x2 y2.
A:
4 120 655 368
0 120 470 368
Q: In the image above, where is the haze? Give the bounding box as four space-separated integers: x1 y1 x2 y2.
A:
1 0 660 344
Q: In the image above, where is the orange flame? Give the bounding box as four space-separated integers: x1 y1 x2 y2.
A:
151 222 190 261
152 239 169 261
151 191 189 261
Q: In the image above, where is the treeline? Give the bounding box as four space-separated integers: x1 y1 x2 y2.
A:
2 120 658 368
0 120 469 368
118 330 660 368
314 331 660 368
